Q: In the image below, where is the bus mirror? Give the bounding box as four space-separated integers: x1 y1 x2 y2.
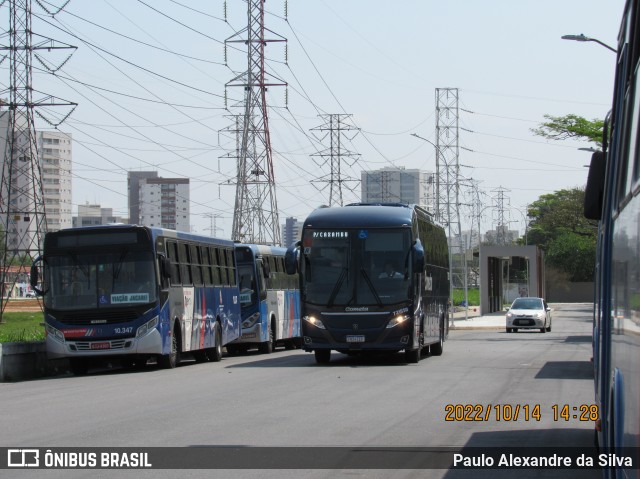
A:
30 256 45 296
261 259 271 278
285 241 300 275
29 262 39 288
412 240 425 272
584 150 605 220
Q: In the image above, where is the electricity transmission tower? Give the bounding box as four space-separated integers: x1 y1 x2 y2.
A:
224 0 286 245
310 114 360 206
435 87 466 300
491 186 511 245
0 0 75 318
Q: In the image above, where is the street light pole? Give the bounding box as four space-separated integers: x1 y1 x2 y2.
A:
561 34 617 53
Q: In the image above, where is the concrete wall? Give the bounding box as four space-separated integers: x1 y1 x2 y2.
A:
546 282 595 303
0 341 67 382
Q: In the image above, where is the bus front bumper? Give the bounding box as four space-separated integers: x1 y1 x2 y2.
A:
229 322 267 345
45 329 163 359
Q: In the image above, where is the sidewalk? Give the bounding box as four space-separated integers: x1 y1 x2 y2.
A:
449 307 505 330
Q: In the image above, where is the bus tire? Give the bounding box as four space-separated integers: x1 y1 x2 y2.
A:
159 324 180 369
259 320 275 354
208 321 223 362
405 347 420 364
314 349 331 364
69 358 89 376
431 334 444 357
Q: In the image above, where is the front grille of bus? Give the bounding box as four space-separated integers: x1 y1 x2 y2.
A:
72 339 129 351
56 310 139 325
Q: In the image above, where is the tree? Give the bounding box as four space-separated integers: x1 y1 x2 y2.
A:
531 114 604 148
527 187 597 282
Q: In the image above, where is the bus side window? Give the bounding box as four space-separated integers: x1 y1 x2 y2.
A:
167 241 181 286
210 247 221 285
191 244 203 286
202 246 213 286
226 249 236 286
179 242 192 285
218 248 228 285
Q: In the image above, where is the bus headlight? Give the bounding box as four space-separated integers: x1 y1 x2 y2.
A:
386 315 409 329
242 312 261 329
303 315 325 329
45 323 64 342
137 316 159 337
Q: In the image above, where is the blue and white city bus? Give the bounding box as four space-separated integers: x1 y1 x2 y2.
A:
226 244 300 355
584 0 640 476
30 225 241 375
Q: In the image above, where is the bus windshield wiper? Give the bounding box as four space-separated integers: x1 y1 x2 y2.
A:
360 268 382 307
327 267 348 307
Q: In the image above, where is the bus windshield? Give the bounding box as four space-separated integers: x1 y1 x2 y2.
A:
44 250 157 310
301 228 411 306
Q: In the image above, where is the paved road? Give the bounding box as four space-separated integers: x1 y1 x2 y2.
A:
0 303 598 478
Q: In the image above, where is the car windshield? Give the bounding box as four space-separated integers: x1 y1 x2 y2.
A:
511 298 543 310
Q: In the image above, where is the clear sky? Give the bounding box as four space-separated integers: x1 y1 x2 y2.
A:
6 0 625 239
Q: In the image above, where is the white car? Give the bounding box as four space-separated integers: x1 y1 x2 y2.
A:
25 290 36 298
506 297 552 333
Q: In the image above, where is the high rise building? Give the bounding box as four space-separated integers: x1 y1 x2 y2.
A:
138 177 189 231
361 167 434 212
72 203 127 228
39 130 72 233
0 111 72 251
281 217 302 248
127 171 158 225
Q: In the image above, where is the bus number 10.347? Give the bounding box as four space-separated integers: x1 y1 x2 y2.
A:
444 404 542 422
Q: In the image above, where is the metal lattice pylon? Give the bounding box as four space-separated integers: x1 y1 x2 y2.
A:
310 114 360 206
225 0 286 245
0 0 75 318
435 87 466 294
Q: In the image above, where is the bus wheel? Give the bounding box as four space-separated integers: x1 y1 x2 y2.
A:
159 326 180 369
430 318 445 356
431 335 444 356
259 321 275 354
405 347 420 364
208 322 223 362
314 349 331 364
69 358 89 376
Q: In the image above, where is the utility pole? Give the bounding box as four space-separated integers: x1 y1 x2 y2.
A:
311 114 360 206
224 0 287 245
0 0 76 319
491 186 511 245
435 88 465 315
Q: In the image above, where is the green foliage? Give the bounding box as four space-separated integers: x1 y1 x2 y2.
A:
527 187 597 282
452 288 480 306
545 232 596 282
0 312 45 343
531 114 604 147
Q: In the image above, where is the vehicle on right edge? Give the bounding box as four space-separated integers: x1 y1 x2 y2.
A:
505 297 551 333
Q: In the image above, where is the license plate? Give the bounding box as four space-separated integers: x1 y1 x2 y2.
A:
346 335 365 343
90 342 110 350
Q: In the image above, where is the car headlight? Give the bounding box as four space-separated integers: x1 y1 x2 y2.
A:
242 312 261 329
536 312 545 320
386 315 409 328
506 312 513 319
303 315 325 329
137 316 159 337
